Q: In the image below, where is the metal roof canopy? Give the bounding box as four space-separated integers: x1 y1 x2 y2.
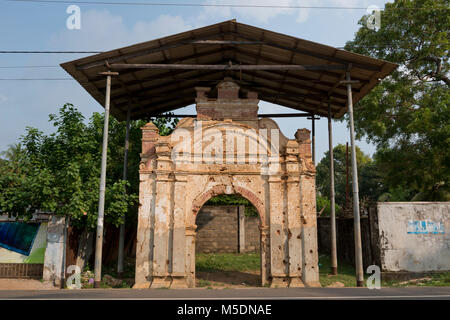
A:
60 20 397 121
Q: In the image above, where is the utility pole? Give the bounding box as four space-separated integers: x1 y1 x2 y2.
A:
342 68 364 287
117 108 131 277
94 70 118 288
328 102 338 275
345 142 350 214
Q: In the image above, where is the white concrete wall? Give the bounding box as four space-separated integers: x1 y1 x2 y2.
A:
43 216 66 286
376 202 450 272
0 223 48 263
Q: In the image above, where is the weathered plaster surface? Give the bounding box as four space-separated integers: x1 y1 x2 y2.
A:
375 202 450 272
134 80 320 288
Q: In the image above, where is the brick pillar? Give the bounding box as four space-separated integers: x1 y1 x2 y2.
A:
141 122 159 166
295 129 312 161
238 205 245 253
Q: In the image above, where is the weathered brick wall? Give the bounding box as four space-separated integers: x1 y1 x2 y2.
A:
195 205 260 253
245 218 260 252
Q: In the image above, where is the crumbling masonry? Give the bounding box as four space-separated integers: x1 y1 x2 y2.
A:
134 80 320 288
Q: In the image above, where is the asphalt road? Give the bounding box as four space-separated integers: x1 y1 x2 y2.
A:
0 287 449 300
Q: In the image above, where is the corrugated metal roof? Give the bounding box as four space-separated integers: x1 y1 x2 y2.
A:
60 20 397 121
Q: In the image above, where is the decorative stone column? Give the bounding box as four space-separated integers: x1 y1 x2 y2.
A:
268 174 288 288
171 173 188 288
134 122 159 288
259 225 270 286
285 140 305 287
295 129 321 287
151 137 174 288
185 224 197 287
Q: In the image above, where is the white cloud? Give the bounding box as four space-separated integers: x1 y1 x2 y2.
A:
296 0 372 23
196 0 373 24
50 10 194 51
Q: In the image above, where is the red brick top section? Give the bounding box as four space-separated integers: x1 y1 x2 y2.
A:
217 81 240 100
141 122 159 155
295 129 312 159
195 80 259 121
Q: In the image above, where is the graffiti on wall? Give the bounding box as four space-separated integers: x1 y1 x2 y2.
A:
0 222 40 255
407 220 445 234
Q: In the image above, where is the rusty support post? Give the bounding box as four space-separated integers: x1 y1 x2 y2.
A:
328 103 338 275
60 215 69 289
311 113 316 165
346 142 350 212
345 70 364 287
94 71 116 288
117 108 131 277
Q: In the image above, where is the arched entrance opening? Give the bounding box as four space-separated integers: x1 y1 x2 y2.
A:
194 194 262 288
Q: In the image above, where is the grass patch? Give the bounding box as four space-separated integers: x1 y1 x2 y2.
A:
318 254 364 287
383 272 450 287
196 253 260 272
197 279 212 287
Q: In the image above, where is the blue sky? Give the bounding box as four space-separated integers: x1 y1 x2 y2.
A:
0 0 392 163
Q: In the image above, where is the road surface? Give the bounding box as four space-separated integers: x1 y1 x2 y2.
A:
0 287 449 300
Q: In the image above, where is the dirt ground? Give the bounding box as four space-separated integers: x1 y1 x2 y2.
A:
0 278 56 290
196 270 261 288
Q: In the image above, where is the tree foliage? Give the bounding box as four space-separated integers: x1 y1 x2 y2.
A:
344 0 450 200
0 104 178 229
316 144 378 211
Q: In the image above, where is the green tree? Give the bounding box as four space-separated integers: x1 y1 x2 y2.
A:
0 104 179 227
345 0 450 200
316 144 377 213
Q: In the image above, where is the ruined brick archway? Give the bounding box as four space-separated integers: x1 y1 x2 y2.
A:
190 185 267 287
190 185 265 225
134 80 321 289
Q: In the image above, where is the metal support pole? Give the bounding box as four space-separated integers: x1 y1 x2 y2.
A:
345 70 364 287
117 108 131 277
311 114 316 165
60 215 69 289
328 103 338 275
94 73 113 288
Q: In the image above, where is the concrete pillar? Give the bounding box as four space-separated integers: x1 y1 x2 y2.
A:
238 205 245 253
43 215 66 287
